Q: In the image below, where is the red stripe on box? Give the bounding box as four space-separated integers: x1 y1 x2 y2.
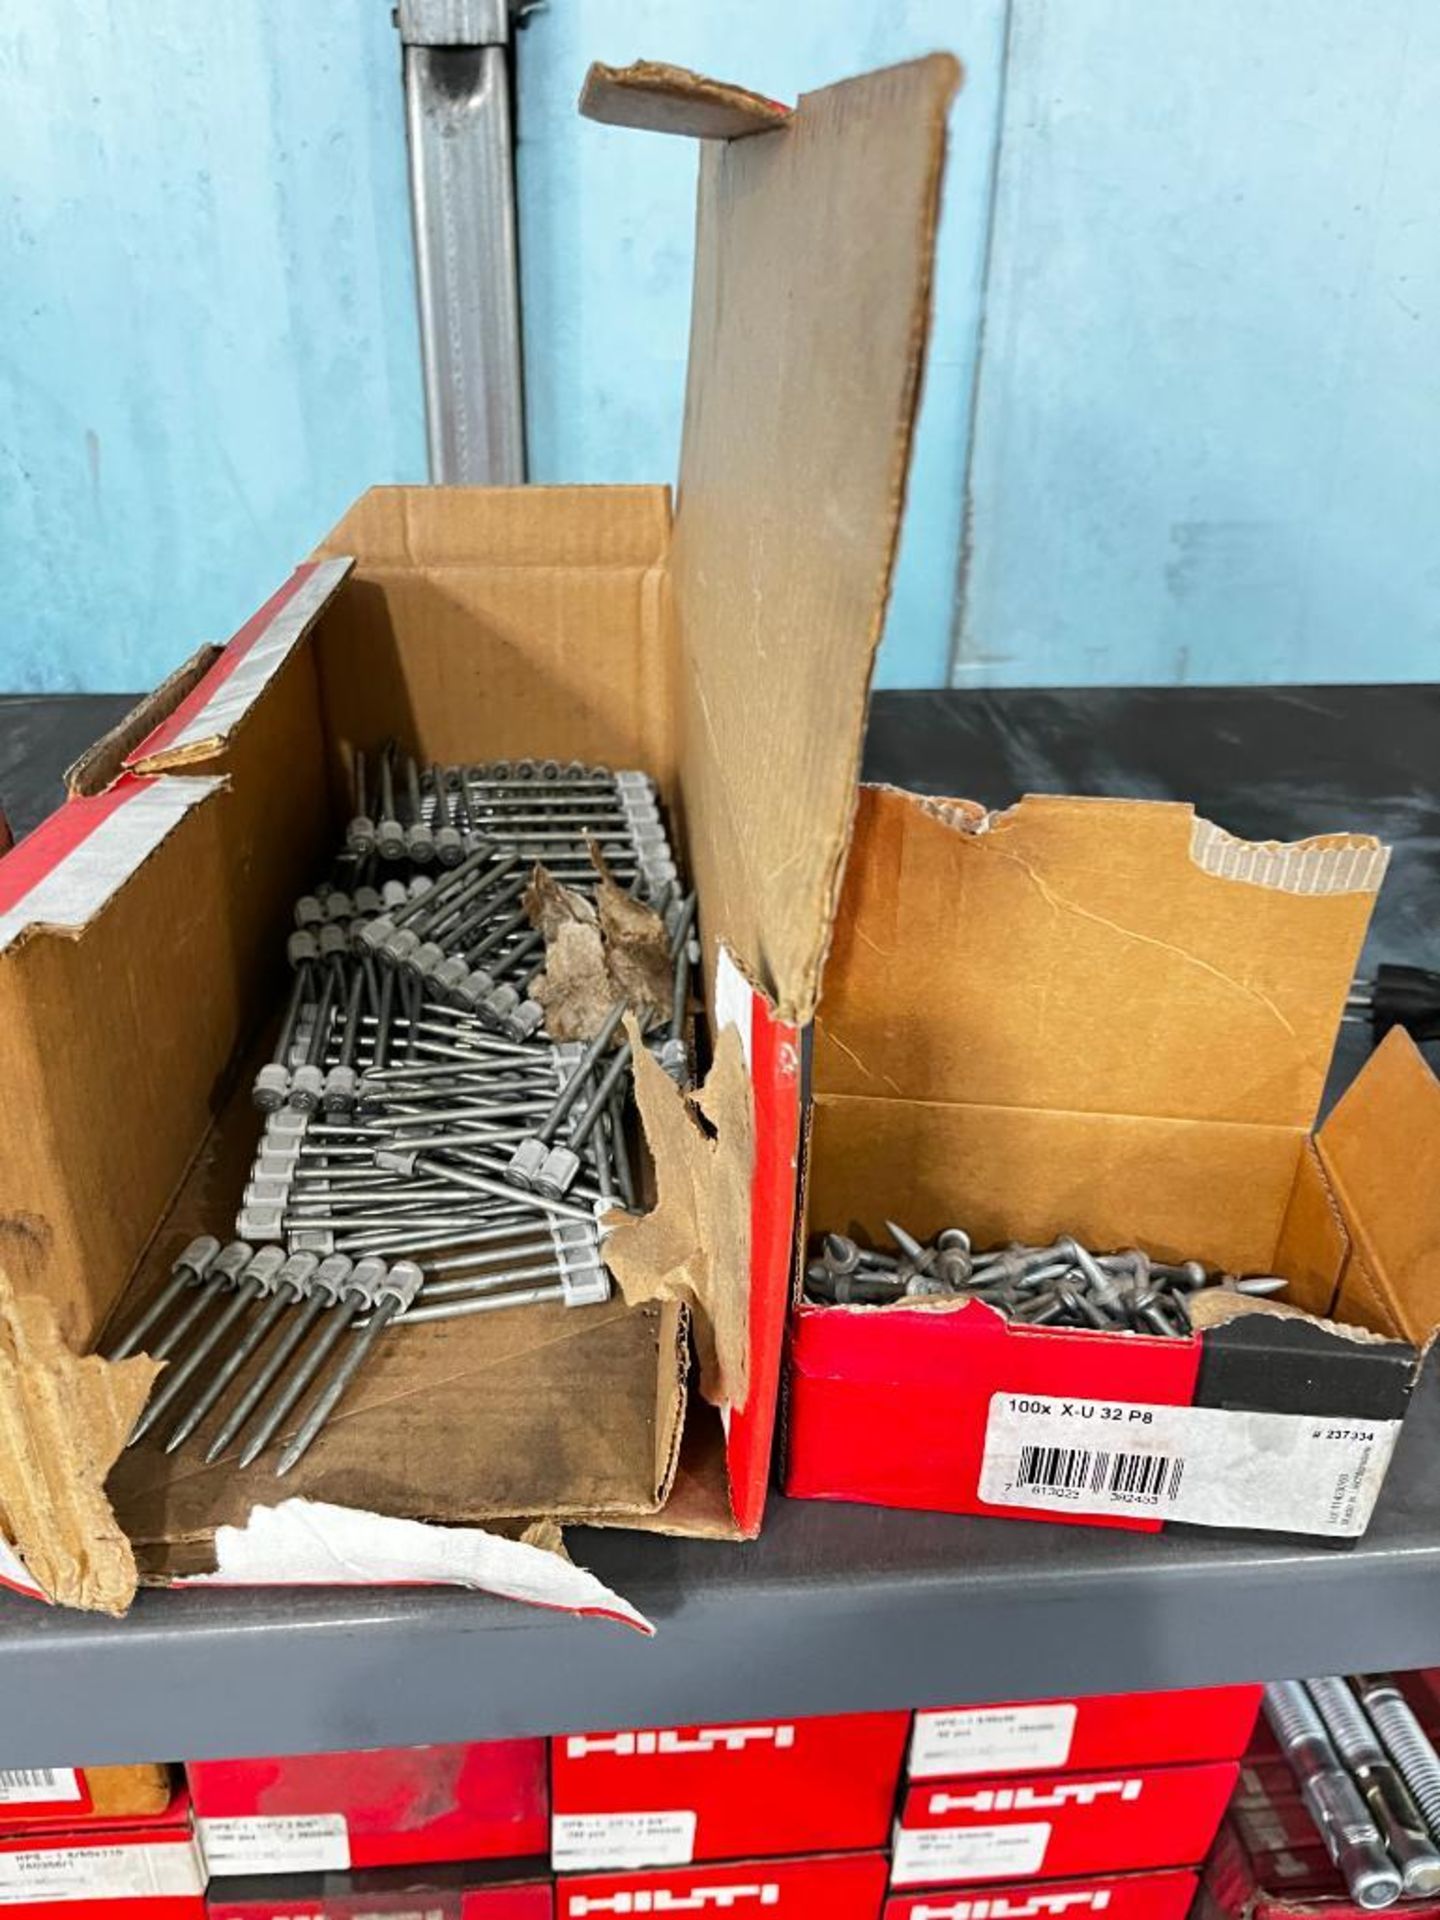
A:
725 988 803 1535
0 777 149 917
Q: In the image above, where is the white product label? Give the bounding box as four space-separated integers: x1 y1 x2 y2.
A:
0 1840 203 1904
911 1706 1077 1778
0 1769 82 1806
198 1812 351 1875
979 1393 1402 1537
552 1811 699 1870
891 1823 1052 1887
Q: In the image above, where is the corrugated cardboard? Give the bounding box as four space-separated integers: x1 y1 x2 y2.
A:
786 785 1437 1530
0 53 960 1610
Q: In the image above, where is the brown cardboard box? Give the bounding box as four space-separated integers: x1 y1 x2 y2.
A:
0 53 960 1612
784 785 1438 1535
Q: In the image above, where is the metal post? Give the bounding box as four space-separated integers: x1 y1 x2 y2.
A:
396 0 526 483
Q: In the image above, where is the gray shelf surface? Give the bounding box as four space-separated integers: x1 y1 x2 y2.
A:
1 685 1437 1768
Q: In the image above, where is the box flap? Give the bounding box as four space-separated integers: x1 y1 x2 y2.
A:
1317 1027 1440 1341
815 787 1387 1129
666 55 961 1022
579 60 791 141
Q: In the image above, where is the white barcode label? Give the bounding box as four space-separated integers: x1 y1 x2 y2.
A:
891 1821 1052 1886
1016 1446 1187 1504
551 1810 698 1870
911 1705 1078 1777
0 1769 81 1806
0 1840 203 1904
198 1812 350 1874
979 1393 1401 1536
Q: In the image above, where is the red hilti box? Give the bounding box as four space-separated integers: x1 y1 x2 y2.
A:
189 1740 547 1875
784 787 1436 1541
908 1686 1261 1779
0 1787 205 1918
556 1852 888 1920
206 1858 551 1919
884 1871 1198 1920
891 1761 1239 1888
550 1713 910 1869
0 1764 173 1830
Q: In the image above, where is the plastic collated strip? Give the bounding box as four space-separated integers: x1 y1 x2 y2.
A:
550 1218 612 1309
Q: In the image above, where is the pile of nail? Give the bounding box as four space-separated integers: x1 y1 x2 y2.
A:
104 752 697 1476
804 1221 1287 1334
1264 1677 1440 1908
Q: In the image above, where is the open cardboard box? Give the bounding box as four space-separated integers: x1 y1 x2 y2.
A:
0 54 960 1613
784 785 1440 1537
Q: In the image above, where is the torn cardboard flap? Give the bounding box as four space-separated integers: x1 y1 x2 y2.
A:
0 1275 156 1614
815 788 1387 1130
669 55 960 1025
1318 1027 1440 1342
604 1020 756 1410
579 60 791 141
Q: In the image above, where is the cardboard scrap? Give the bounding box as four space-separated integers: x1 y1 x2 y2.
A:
603 1020 756 1410
0 1272 156 1613
598 877 672 1024
578 59 791 142
527 866 673 1039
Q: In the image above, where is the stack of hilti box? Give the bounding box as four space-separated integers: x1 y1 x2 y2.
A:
888 1686 1261 1920
1207 1672 1440 1919
550 1713 908 1920
189 1738 550 1918
0 1764 206 1918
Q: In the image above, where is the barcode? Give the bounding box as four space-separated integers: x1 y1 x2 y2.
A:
1017 1445 1186 1503
0 1766 64 1797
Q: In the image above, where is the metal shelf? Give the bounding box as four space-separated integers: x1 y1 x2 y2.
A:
3 1363 1439 1766
1 686 1437 1768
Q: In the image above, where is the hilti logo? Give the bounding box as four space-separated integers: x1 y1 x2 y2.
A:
914 1893 1113 1920
566 1727 797 1759
930 1779 1143 1815
568 1886 781 1915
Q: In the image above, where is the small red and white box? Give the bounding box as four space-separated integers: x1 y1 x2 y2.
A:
550 1713 910 1869
0 1772 91 1830
205 1859 553 1919
891 1761 1239 1888
556 1851 888 1920
884 1870 1198 1920
0 1787 205 1917
0 1766 174 1832
189 1740 547 1876
908 1688 1261 1780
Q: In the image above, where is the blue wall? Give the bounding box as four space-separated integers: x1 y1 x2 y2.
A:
0 0 425 692
517 0 1440 687
955 1 1440 686
3 2 1436 691
516 0 1006 688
